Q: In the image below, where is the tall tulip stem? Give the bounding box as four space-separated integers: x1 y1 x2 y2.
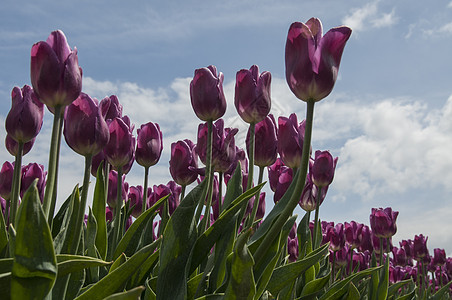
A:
42 105 63 224
142 166 149 215
9 141 23 227
111 166 123 255
246 122 255 191
254 100 315 264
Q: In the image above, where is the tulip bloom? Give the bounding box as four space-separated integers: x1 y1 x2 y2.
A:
127 185 143 218
327 223 345 251
299 175 327 211
432 248 446 266
135 122 163 168
190 65 227 121
369 207 398 238
358 225 373 253
285 18 352 102
104 117 136 171
106 170 129 209
30 30 82 109
20 163 47 203
344 221 364 249
413 234 429 260
5 85 44 144
268 158 285 192
0 161 14 199
277 113 307 169
169 139 198 186
310 150 338 188
234 65 271 124
100 95 123 121
148 181 181 217
63 93 110 157
246 114 277 167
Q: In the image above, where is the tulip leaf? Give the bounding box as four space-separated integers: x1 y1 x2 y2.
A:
267 243 328 295
0 271 11 299
52 189 77 239
155 181 205 299
74 241 157 299
0 205 8 258
298 270 331 299
103 286 145 299
92 161 107 260
431 280 452 300
112 195 167 260
56 254 111 277
224 229 255 300
10 181 57 300
376 254 389 300
187 272 205 300
59 185 82 255
344 282 360 300
188 183 265 275
127 248 160 290
387 278 413 298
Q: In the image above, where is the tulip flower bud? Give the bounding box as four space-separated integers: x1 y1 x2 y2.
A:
63 93 110 157
127 185 143 218
432 248 447 266
135 122 163 168
149 181 181 217
100 95 123 121
30 30 82 109
287 238 299 262
369 207 398 238
104 117 136 170
392 247 408 267
5 135 34 157
20 163 47 203
344 221 364 249
5 85 44 143
358 225 373 253
285 18 352 102
234 65 271 124
106 170 129 209
299 175 327 211
246 114 277 167
268 158 285 192
190 65 226 121
169 139 198 186
413 234 429 260
0 161 14 199
277 113 308 169
310 150 338 188
327 223 345 251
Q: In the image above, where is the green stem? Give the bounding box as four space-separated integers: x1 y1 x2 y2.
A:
379 237 384 266
111 166 123 255
195 120 213 223
180 185 186 202
49 113 64 229
349 248 354 275
218 172 223 213
331 250 336 284
9 141 23 227
312 186 323 249
246 122 255 191
254 100 315 264
245 165 265 230
43 105 63 223
70 154 93 254
142 166 149 215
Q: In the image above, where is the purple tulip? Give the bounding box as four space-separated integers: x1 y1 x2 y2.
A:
369 207 398 238
190 65 226 121
413 234 429 260
90 151 106 177
63 92 109 157
148 181 181 217
245 192 266 221
310 150 338 188
5 85 44 143
135 122 163 168
30 30 82 109
299 175 327 211
277 113 307 169
321 221 335 245
331 246 350 267
0 161 14 199
399 239 414 261
170 139 198 186
100 95 123 121
432 248 447 266
246 114 278 167
344 221 364 249
327 223 345 251
104 117 135 171
285 18 352 102
126 185 143 218
224 147 248 180
107 170 129 209
273 167 293 203
358 225 373 253
371 233 393 254
288 238 299 263
105 206 113 223
392 247 408 267
5 135 34 157
197 119 238 173
351 251 370 272
234 65 271 124
20 163 47 203
268 158 285 192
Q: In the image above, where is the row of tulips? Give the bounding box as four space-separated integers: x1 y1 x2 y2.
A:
1 16 451 300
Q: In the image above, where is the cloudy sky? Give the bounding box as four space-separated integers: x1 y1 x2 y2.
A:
1 0 452 254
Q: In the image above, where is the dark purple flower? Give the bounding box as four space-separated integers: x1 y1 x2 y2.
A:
310 150 338 188
20 163 47 203
197 119 238 173
327 223 345 251
90 151 107 177
288 238 299 263
245 192 266 221
268 158 285 192
135 122 163 168
432 248 447 266
5 85 44 143
274 166 293 203
234 65 271 124
100 95 123 121
225 147 248 179
148 181 181 217
246 114 278 167
104 117 135 171
0 161 14 199
399 239 414 261
63 92 109 156
371 233 393 254
413 234 429 261
285 18 352 102
299 175 327 212
277 113 307 169
30 30 82 109
344 221 364 249
126 185 143 218
5 135 34 157
351 251 370 272
190 65 226 121
392 247 408 267
369 207 398 238
107 170 129 209
105 206 113 223
169 139 198 186
358 225 373 253
331 246 349 267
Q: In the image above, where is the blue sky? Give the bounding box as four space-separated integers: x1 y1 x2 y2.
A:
1 0 452 254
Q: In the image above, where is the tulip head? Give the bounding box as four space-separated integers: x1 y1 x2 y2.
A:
135 122 163 168
413 234 429 260
277 113 308 169
327 223 345 251
127 185 143 218
104 117 135 171
310 150 338 188
190 65 226 121
107 170 129 209
369 207 398 238
169 139 198 186
285 18 352 102
344 221 364 249
30 30 82 109
20 163 47 203
64 93 110 157
100 95 123 121
0 161 14 199
5 85 44 144
234 65 271 124
432 248 447 266
5 135 34 157
246 114 278 167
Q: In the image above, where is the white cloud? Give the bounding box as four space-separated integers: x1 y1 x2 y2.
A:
439 22 452 34
342 1 397 33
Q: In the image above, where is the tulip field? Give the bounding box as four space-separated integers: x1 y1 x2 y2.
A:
1 17 452 299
